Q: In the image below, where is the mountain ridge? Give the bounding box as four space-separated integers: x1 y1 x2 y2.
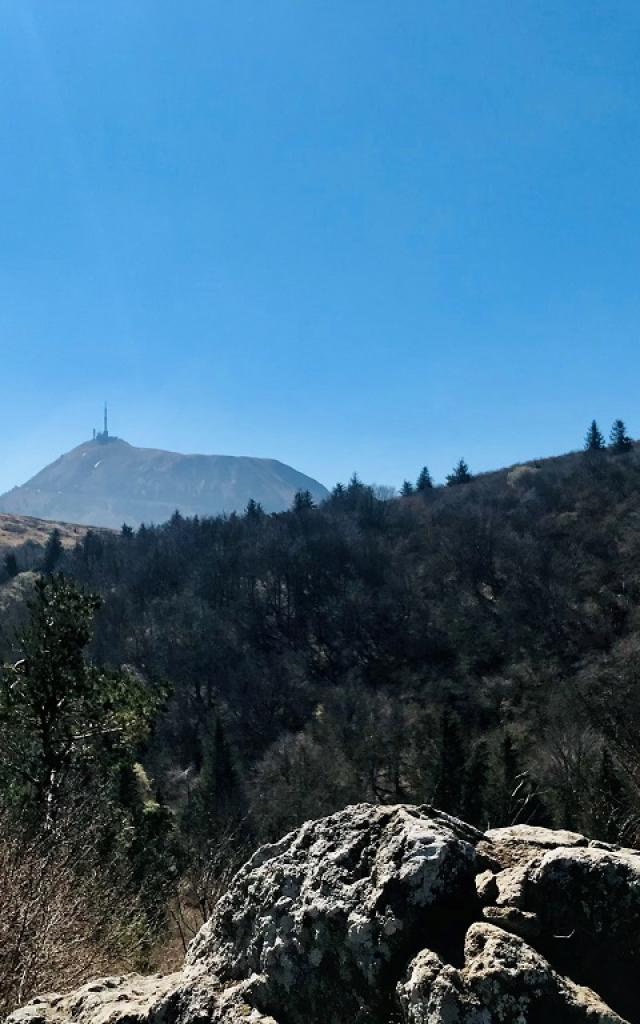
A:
0 437 329 528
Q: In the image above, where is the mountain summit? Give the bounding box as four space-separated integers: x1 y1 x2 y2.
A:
0 436 329 528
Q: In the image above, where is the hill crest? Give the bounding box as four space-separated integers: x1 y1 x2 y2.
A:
0 437 329 528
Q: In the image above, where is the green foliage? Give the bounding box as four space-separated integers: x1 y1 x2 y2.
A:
400 480 414 496
292 489 315 511
3 552 18 578
446 458 472 486
433 707 465 813
584 419 606 451
43 528 63 574
609 419 633 453
461 739 489 828
415 466 433 491
245 498 265 519
0 575 162 821
6 443 638 855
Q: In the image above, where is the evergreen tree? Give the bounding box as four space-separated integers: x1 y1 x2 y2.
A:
181 707 243 841
609 419 633 454
43 528 63 574
400 480 414 497
460 739 489 828
292 489 315 512
446 458 472 486
347 472 365 494
416 466 433 492
489 732 547 827
432 707 465 814
584 420 606 451
245 498 265 519
0 576 161 822
590 747 628 843
3 552 18 578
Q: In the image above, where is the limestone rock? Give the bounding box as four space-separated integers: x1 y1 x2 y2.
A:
187 803 483 1023
4 974 178 1024
399 923 626 1023
6 804 640 1024
527 845 640 1020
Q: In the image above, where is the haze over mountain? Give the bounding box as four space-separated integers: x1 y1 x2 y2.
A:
0 435 329 529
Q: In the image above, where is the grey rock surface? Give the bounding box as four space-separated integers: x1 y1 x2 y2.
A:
6 803 639 1024
399 923 626 1023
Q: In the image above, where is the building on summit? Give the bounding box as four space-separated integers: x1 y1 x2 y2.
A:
93 403 113 443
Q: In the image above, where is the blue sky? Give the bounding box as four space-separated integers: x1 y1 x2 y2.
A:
1 1 639 494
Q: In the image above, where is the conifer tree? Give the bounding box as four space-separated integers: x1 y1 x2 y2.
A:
292 489 315 512
460 739 489 828
43 528 63 574
416 466 433 492
3 552 18 578
609 419 633 454
433 707 465 814
0 576 161 822
245 498 264 519
347 472 365 494
584 420 606 451
446 458 472 486
400 480 414 497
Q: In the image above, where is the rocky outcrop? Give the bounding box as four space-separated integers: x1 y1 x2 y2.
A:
399 924 626 1023
6 805 640 1024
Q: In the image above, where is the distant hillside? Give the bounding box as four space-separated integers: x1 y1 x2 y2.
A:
0 437 329 528
33 440 640 854
0 513 99 553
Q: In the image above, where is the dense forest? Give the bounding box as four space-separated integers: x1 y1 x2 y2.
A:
2 425 640 1009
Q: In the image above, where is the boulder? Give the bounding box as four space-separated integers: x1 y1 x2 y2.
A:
527 845 640 1020
399 923 626 1023
188 803 483 1023
6 804 639 1024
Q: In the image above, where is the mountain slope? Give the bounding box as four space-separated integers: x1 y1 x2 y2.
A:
0 438 329 528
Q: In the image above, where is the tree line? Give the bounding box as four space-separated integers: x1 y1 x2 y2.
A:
0 425 639 1007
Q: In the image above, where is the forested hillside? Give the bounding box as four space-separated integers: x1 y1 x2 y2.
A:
3 439 640 1008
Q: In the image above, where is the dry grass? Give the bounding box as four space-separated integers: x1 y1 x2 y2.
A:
0 803 150 1015
0 513 104 553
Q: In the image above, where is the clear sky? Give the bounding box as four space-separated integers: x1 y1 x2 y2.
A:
1 1 639 495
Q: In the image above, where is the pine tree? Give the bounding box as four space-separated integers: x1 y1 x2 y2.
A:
432 707 465 814
446 458 472 487
245 498 264 519
584 420 605 451
0 576 161 822
292 489 315 512
347 472 365 494
609 419 633 454
43 528 63 574
400 480 414 497
416 466 433 492
3 552 18 578
460 739 489 828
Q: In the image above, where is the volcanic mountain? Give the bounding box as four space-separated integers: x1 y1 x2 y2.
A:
0 437 329 529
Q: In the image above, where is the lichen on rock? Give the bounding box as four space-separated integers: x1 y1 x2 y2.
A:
6 803 639 1024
